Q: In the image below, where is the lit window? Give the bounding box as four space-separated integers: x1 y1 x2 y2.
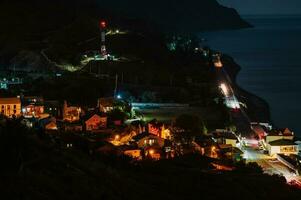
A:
149 139 155 145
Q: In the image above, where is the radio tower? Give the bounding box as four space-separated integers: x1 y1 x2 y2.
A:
99 20 107 58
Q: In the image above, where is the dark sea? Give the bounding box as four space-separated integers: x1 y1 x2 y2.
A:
201 15 301 136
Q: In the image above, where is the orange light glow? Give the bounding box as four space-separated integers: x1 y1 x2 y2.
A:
115 135 120 140
149 149 155 155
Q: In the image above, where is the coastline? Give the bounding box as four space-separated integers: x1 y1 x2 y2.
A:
222 55 273 125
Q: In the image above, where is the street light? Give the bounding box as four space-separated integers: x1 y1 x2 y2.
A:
220 83 229 96
115 135 120 140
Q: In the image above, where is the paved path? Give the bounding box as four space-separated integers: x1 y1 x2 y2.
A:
243 147 301 186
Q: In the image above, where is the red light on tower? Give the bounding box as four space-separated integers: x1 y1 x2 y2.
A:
100 20 106 29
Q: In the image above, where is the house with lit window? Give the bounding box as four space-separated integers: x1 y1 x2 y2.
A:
263 128 298 156
212 131 238 147
193 135 216 157
124 149 142 160
98 97 117 113
134 132 165 149
133 132 166 159
98 97 128 113
0 97 21 118
63 101 81 122
44 100 61 118
22 104 45 118
40 117 58 131
218 144 244 162
45 121 58 131
148 120 172 139
84 113 108 131
267 139 298 156
21 96 48 118
265 128 294 144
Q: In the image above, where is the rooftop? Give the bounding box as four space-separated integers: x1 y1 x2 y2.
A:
212 131 237 140
268 128 293 136
0 97 21 104
269 139 296 146
99 97 115 107
132 132 151 141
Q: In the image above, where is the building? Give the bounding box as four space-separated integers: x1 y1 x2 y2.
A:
193 136 216 157
265 128 294 144
63 101 81 122
212 53 223 68
98 97 128 113
84 114 107 131
295 139 301 155
98 97 115 113
0 97 21 117
0 77 23 90
124 149 142 160
44 100 61 118
40 117 57 131
267 139 298 156
21 96 47 118
218 144 244 162
212 131 238 147
22 104 46 118
134 133 165 149
148 120 171 139
45 121 58 131
132 132 166 159
144 146 162 160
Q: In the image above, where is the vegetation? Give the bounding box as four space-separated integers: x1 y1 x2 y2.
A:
175 114 205 135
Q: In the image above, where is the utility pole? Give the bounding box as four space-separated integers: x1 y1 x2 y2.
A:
114 74 118 98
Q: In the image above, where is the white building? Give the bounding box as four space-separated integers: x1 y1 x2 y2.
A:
267 139 298 157
0 97 22 117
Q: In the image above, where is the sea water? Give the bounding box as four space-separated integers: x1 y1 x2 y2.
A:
202 15 301 136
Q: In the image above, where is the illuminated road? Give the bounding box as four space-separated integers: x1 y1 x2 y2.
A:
216 67 253 137
243 147 301 185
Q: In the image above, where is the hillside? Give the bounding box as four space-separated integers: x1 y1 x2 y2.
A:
0 0 250 67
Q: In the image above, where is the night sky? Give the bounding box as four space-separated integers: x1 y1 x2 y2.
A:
219 0 301 15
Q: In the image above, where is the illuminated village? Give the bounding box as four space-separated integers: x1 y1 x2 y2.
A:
1 20 301 182
1 1 301 198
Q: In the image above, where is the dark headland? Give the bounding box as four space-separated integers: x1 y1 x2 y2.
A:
0 0 251 67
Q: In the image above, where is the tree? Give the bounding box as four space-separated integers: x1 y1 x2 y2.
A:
202 122 208 135
107 109 128 122
175 114 204 135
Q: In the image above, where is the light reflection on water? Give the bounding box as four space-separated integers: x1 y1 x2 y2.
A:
201 16 301 136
